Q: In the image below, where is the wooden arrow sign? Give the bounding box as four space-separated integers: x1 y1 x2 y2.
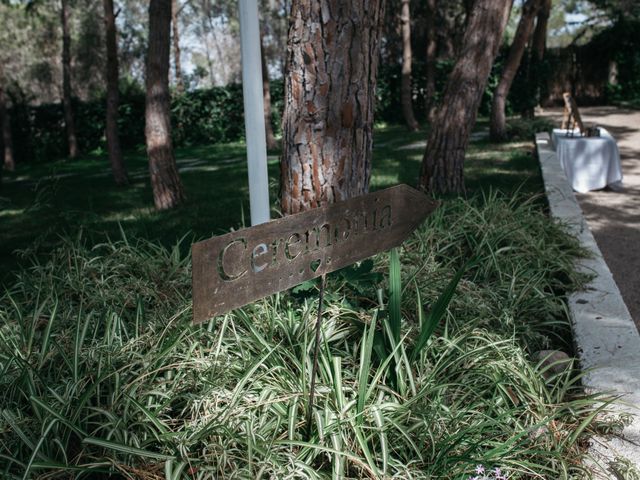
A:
192 184 439 324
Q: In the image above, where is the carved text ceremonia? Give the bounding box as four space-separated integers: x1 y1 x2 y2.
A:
192 185 438 323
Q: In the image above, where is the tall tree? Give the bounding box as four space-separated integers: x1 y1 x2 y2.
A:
418 0 512 194
489 0 542 141
280 0 386 214
400 0 418 131
531 0 550 61
424 0 437 121
146 0 185 210
0 80 15 173
261 31 278 150
521 0 551 118
171 0 184 92
61 0 78 158
103 0 128 185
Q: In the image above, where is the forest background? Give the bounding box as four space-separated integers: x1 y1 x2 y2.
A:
1 0 638 168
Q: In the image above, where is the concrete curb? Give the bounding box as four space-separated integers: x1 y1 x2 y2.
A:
536 132 640 477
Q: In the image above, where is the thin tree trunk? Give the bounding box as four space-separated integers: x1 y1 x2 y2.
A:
202 30 216 85
400 0 418 131
171 0 184 92
424 0 437 122
489 0 542 141
532 0 550 61
200 0 217 85
61 0 78 159
205 0 227 83
419 0 512 195
0 83 15 172
261 32 278 150
146 0 185 210
438 12 455 61
280 0 386 215
522 0 550 117
103 0 128 185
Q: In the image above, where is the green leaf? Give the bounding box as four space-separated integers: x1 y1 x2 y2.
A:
82 437 175 460
356 312 378 423
410 259 476 362
23 419 56 480
388 248 402 346
292 280 317 294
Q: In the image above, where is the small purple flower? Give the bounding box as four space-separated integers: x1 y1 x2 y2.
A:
494 467 507 480
467 464 508 480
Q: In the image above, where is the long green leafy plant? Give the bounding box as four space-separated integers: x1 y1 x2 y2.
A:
383 247 473 365
0 194 621 478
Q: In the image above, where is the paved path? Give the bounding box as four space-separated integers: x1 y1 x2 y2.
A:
540 106 640 329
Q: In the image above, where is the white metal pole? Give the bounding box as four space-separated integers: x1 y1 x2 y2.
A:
238 0 271 226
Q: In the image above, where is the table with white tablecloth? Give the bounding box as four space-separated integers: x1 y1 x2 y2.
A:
551 128 623 193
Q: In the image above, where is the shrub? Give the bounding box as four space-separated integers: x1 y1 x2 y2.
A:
0 194 622 478
7 80 283 164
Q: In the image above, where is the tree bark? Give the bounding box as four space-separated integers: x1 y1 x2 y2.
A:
400 0 418 131
61 0 78 159
521 0 551 118
424 0 437 122
171 0 184 93
146 0 185 210
489 0 542 141
103 0 128 185
462 0 475 25
261 32 278 150
419 0 512 195
0 83 15 172
280 0 386 215
532 0 550 62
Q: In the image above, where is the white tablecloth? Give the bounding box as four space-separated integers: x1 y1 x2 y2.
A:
551 128 623 193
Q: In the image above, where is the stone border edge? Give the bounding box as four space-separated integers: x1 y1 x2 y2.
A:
536 132 640 477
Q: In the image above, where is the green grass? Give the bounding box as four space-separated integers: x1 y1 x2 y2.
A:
370 122 544 198
0 141 263 281
0 121 544 284
0 193 623 479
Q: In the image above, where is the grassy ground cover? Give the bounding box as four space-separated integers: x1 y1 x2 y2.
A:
0 121 544 284
2 117 624 478
0 193 621 479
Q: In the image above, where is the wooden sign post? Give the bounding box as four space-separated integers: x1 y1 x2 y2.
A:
192 184 438 437
192 184 439 324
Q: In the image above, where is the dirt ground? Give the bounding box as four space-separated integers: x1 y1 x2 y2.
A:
539 106 640 329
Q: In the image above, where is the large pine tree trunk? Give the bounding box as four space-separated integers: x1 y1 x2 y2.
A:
280 0 386 215
400 0 418 131
103 0 128 185
489 0 542 141
260 32 278 150
418 0 512 195
61 0 78 159
146 0 185 210
171 0 184 92
424 0 437 122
